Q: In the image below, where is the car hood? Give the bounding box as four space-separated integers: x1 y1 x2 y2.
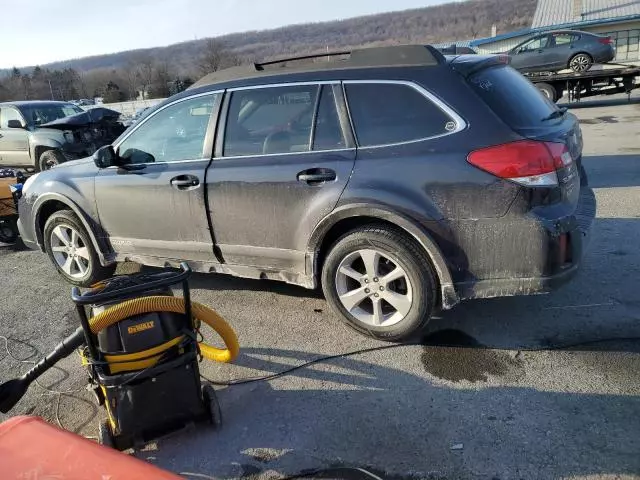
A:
38 107 121 130
51 156 94 169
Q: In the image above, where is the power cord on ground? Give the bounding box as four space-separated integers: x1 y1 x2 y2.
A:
279 466 385 480
0 335 87 433
2 332 640 447
200 336 640 386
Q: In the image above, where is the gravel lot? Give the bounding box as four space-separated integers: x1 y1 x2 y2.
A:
1 98 639 480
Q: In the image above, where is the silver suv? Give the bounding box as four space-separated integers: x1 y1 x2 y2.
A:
0 101 124 171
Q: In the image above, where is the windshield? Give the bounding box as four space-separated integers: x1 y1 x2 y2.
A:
468 65 559 130
21 104 84 126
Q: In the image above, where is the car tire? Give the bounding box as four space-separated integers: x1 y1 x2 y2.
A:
43 210 116 286
321 225 437 341
569 53 593 73
536 82 558 102
38 150 65 172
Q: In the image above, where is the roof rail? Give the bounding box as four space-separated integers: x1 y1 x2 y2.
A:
255 51 351 70
255 44 445 70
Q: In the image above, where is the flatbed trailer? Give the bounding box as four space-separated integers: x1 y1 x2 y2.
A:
527 65 640 102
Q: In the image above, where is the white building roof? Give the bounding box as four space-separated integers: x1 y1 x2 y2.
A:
532 0 640 28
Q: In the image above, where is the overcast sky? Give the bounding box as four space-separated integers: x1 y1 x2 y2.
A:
0 0 452 68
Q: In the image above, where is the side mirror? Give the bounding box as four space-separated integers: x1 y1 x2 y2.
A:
7 119 25 129
93 145 117 169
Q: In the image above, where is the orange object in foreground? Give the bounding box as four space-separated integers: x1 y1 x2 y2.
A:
0 416 182 480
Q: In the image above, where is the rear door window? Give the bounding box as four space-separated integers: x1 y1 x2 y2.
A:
468 65 558 130
223 84 319 157
519 35 550 52
552 33 577 46
312 86 346 151
344 82 457 147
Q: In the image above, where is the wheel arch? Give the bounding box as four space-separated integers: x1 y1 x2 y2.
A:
307 205 459 309
30 140 63 166
33 193 111 266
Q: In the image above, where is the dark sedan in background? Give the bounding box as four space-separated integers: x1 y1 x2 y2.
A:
508 30 616 73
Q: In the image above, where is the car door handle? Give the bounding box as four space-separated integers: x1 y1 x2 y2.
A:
170 175 200 190
297 168 336 184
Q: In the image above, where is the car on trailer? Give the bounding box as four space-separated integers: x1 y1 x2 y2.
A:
507 30 616 73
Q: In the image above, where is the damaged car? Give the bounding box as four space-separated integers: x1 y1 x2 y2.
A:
0 101 125 171
16 46 595 341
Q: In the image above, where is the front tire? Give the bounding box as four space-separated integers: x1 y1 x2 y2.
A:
38 150 65 172
321 225 437 341
43 210 115 286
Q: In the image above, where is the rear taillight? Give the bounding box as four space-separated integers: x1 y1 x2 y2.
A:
598 37 613 45
467 140 572 187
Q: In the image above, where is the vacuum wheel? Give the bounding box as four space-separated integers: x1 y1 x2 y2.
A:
98 420 115 448
202 384 222 429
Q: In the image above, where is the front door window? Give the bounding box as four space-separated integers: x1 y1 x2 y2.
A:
117 94 217 164
519 36 550 53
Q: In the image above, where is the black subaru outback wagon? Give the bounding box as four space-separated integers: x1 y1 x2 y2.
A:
18 45 594 340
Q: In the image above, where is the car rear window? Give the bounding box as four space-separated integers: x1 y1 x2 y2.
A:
468 65 558 130
344 82 456 147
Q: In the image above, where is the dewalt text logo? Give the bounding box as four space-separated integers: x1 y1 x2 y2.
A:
127 321 155 334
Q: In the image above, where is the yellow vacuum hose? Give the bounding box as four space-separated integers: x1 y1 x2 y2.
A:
88 296 239 363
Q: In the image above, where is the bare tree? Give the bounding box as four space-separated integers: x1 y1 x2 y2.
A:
133 55 155 100
150 61 172 98
198 39 239 75
123 62 140 100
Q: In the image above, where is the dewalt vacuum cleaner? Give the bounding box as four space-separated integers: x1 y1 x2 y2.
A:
0 263 239 450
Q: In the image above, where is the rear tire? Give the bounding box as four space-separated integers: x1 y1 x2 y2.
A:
321 225 437 341
536 82 558 102
569 53 593 73
38 150 65 172
43 210 115 286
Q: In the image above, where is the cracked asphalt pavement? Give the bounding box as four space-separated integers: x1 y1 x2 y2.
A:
1 98 639 480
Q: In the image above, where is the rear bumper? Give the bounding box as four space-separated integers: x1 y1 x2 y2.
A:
455 187 595 301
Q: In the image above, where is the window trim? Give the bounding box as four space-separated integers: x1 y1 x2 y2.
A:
342 79 467 149
112 90 222 165
215 81 355 160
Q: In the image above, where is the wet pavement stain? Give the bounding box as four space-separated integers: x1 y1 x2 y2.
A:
579 115 619 125
420 329 523 382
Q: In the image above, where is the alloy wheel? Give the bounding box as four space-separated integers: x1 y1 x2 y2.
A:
50 224 90 278
570 54 590 72
335 248 413 327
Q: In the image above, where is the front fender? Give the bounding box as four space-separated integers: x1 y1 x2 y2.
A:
32 193 111 266
307 204 459 309
29 136 64 161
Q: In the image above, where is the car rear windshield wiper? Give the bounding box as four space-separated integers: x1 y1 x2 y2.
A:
541 107 568 122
